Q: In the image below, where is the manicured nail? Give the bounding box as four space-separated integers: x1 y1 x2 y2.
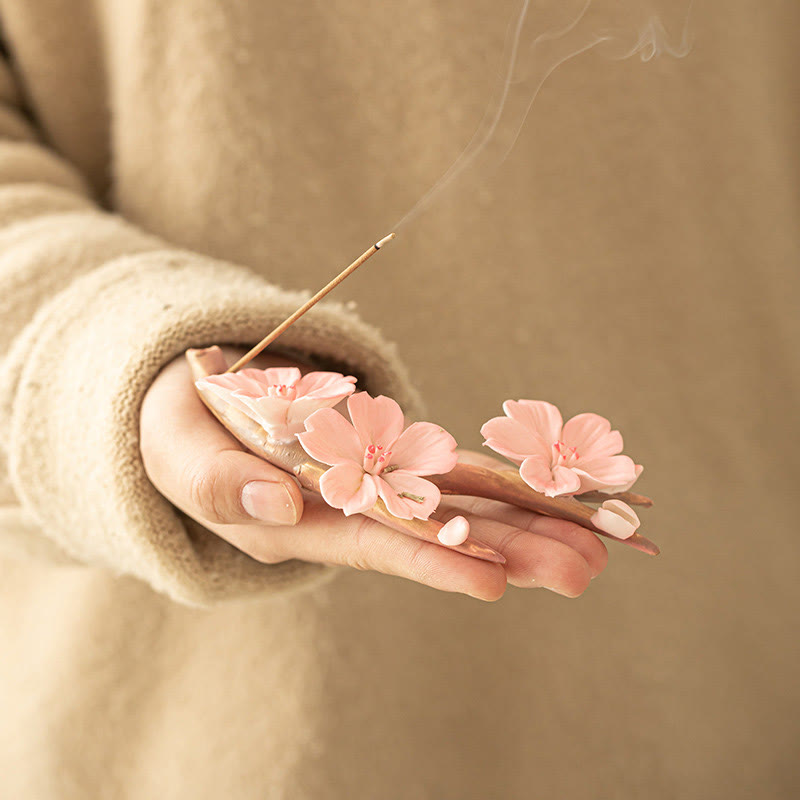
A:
241 481 298 525
543 586 582 598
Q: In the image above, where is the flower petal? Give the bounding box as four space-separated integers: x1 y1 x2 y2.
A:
379 472 441 520
590 500 640 539
480 415 551 464
562 413 623 460
572 455 639 493
260 367 302 388
519 457 581 497
387 422 458 476
196 379 260 418
296 408 363 465
287 395 351 433
343 474 379 516
295 371 357 399
287 376 356 430
597 464 644 494
200 367 301 403
238 394 291 422
202 371 269 397
549 466 583 497
503 399 563 445
320 464 378 515
518 455 554 494
347 392 405 449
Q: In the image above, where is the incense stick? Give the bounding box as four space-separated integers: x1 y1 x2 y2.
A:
226 233 396 374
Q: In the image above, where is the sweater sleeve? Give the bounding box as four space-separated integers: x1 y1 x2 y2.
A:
0 55 423 606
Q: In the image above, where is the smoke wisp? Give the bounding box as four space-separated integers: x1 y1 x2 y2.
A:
393 0 693 231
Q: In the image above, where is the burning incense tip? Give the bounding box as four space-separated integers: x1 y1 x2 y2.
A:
374 232 396 249
225 233 397 373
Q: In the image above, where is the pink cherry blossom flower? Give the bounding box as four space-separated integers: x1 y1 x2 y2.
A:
196 367 356 443
297 392 459 520
480 399 642 498
590 499 640 540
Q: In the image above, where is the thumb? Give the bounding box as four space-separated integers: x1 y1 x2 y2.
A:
140 353 304 528
183 448 304 527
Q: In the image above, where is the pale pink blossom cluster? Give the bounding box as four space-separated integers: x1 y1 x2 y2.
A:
480 399 643 538
198 368 644 540
197 367 356 443
481 399 642 498
297 393 458 521
196 367 459 524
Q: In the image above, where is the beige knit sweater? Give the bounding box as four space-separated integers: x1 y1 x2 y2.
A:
0 3 429 605
1 1 798 798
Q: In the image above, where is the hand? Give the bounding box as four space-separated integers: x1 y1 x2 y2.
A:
140 350 607 601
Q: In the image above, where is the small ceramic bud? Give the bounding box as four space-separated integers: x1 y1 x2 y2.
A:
437 516 470 546
590 499 641 540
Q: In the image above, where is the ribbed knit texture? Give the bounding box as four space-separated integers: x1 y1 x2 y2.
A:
0 50 421 605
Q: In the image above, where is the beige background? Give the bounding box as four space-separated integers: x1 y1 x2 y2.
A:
288 2 800 795
214 2 799 794
0 0 796 796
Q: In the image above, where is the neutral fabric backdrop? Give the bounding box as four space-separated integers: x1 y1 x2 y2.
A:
0 0 797 797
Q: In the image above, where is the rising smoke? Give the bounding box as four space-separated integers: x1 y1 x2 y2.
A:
393 0 693 230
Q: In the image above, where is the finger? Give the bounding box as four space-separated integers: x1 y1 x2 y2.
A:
440 496 608 577
177 447 304 527
434 502 595 597
206 495 508 602
140 358 304 527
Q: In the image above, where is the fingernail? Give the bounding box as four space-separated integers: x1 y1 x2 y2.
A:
241 481 298 525
543 586 581 598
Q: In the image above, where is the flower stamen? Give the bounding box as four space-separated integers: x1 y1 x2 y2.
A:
363 446 393 474
266 382 298 400
552 439 580 468
397 492 425 503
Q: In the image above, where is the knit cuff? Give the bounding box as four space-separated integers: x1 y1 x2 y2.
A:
4 248 422 606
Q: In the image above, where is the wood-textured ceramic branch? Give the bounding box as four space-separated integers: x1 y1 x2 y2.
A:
430 465 659 555
187 347 659 560
187 346 506 565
